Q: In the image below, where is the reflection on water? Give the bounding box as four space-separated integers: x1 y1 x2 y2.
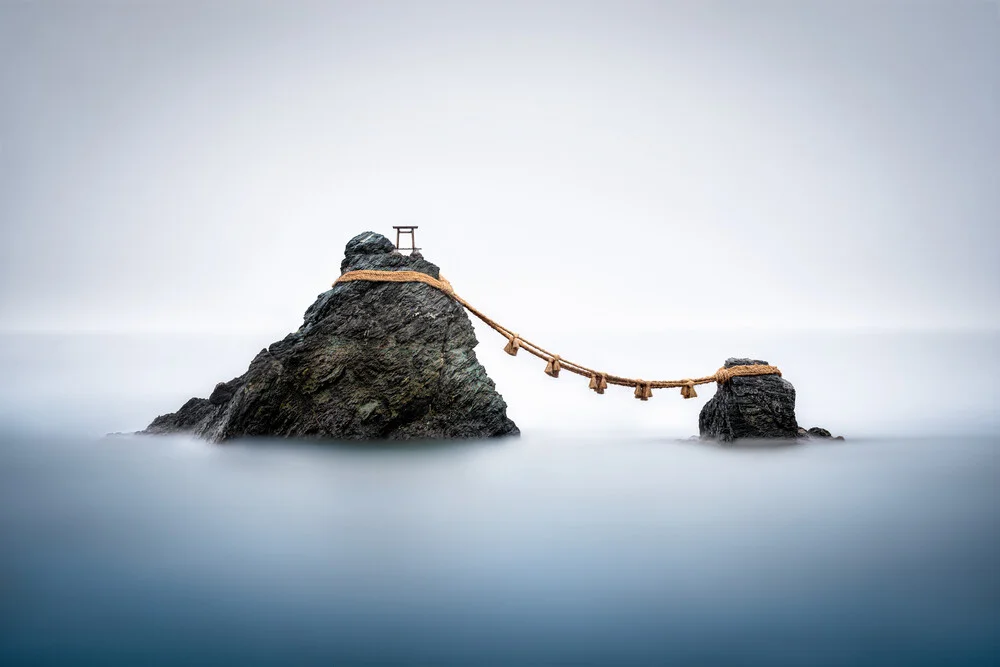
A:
0 331 998 664
1 433 998 665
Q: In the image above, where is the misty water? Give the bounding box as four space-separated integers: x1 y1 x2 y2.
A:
1 330 998 665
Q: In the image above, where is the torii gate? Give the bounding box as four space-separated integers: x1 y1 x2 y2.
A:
393 226 420 255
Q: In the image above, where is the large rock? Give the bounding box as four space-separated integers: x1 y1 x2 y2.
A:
698 358 799 442
144 232 519 441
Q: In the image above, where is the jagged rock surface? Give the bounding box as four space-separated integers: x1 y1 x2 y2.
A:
698 358 799 442
797 426 845 441
144 232 519 441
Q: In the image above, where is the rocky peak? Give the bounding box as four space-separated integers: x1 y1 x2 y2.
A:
144 232 518 442
339 231 440 277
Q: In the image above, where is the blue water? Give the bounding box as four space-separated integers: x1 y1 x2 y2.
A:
1 332 998 665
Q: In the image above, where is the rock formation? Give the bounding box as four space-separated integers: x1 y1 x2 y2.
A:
797 426 845 441
698 358 842 442
698 357 800 442
144 232 519 441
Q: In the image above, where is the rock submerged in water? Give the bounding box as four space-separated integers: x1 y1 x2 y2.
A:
698 357 799 442
797 426 845 441
144 232 519 442
698 358 841 443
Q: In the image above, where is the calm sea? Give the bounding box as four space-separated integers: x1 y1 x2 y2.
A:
1 330 998 665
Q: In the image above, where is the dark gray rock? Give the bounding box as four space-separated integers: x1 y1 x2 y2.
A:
344 231 395 256
797 426 844 441
339 235 440 277
698 358 799 442
144 232 519 442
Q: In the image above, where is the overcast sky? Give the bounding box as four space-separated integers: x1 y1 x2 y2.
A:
1 0 997 333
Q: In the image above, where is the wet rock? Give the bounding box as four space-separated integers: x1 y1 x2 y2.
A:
797 426 844 441
144 232 519 442
699 358 799 442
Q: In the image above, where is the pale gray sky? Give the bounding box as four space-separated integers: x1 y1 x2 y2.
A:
1 0 998 333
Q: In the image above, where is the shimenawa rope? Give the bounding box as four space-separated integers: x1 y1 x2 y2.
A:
334 270 781 400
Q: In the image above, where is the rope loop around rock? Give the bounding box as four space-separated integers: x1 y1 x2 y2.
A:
335 269 455 294
334 270 784 401
714 364 782 384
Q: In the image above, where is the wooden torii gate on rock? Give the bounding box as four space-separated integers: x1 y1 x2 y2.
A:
392 226 420 255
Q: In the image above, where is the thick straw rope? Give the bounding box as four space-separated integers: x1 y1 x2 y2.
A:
334 270 781 399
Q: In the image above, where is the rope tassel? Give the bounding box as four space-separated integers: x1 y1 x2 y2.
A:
680 380 697 399
504 334 521 356
589 373 608 394
544 355 561 378
634 381 653 401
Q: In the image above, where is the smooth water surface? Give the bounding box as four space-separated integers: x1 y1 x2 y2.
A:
1 332 998 665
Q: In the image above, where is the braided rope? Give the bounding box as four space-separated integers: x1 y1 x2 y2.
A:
334 270 782 399
335 269 455 293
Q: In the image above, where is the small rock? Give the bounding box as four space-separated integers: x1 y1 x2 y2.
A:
698 358 799 443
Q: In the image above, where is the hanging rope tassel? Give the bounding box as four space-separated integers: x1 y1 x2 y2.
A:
503 334 521 356
634 381 653 401
680 380 697 399
544 355 561 378
588 373 608 394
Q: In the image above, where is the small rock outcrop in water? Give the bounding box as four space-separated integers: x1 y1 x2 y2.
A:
698 358 799 442
144 232 519 441
797 426 845 441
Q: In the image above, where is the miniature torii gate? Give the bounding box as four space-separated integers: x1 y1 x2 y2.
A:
392 226 420 254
